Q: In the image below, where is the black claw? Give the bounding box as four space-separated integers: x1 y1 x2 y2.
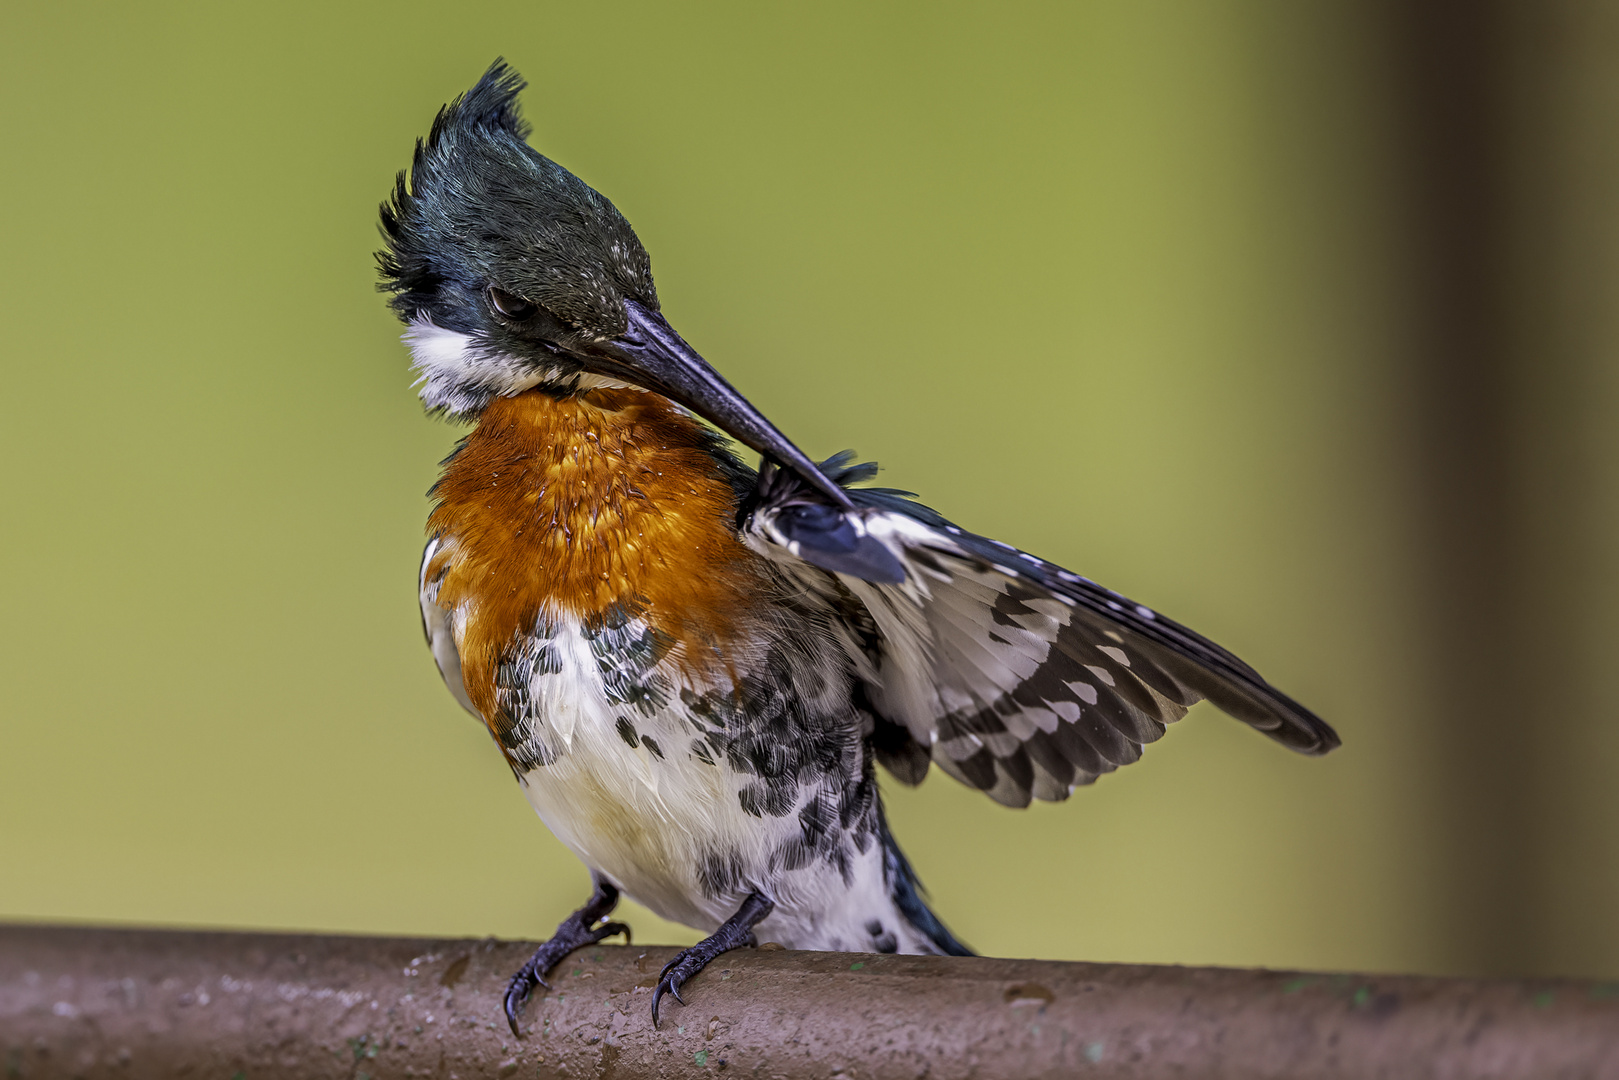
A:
504 987 526 1038
651 967 691 1027
651 949 710 1028
651 959 683 1027
502 881 626 1037
504 969 539 1037
647 892 775 1029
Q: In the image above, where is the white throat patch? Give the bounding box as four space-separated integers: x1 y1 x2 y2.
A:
404 317 632 412
404 317 556 415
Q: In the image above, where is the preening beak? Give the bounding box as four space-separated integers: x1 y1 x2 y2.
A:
588 301 855 511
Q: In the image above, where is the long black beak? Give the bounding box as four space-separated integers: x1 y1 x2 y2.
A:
587 301 855 511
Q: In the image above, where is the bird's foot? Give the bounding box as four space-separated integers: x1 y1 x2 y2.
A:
505 881 628 1037
651 891 774 1027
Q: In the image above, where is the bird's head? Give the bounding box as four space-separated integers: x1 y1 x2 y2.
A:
378 60 851 508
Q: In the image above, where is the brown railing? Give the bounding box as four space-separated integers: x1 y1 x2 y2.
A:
3 924 1618 1078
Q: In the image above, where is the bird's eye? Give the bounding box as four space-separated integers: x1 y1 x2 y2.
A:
488 287 539 321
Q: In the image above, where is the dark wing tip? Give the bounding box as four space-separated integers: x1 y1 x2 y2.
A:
1262 690 1340 756
934 522 1343 759
1210 682 1341 755
1273 702 1341 755
1152 647 1340 757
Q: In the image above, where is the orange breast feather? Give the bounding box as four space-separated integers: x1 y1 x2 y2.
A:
426 389 763 726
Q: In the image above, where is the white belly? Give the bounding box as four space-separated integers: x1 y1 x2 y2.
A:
510 613 802 932
460 607 935 953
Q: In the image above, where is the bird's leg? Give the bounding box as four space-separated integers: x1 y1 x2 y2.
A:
651 891 774 1027
504 880 630 1036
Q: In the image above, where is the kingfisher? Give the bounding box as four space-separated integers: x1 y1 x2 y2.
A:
377 61 1340 1035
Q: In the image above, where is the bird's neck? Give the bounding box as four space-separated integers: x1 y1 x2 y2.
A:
427 388 759 707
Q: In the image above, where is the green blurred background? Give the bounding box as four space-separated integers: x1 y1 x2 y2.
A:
3 1 1616 979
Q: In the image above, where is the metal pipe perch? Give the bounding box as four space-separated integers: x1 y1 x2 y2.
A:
2 924 1617 1078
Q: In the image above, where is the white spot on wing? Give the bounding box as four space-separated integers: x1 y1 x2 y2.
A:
1083 664 1116 687
1067 681 1099 705
1050 699 1083 722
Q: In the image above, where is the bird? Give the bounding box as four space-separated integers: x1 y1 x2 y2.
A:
376 60 1340 1035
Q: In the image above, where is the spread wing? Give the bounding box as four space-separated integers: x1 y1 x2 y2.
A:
420 535 480 719
742 454 1339 808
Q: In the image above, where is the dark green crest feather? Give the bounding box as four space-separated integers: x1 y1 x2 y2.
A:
377 59 657 339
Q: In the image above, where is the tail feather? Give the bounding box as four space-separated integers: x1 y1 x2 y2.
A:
879 813 973 956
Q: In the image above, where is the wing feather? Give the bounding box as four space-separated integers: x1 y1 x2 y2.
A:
743 456 1339 807
420 535 480 720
